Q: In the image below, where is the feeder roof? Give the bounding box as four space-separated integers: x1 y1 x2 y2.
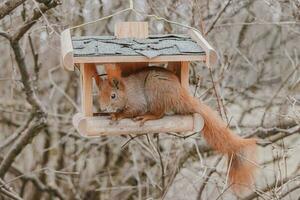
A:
61 28 217 71
72 34 205 59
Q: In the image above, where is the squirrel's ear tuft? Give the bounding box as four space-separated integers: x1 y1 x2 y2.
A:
111 77 124 90
112 78 119 89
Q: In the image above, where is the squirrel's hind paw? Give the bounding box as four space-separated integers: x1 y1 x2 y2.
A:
133 116 144 121
133 116 146 126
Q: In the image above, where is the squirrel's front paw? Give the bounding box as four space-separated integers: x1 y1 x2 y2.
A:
109 113 119 125
110 113 118 121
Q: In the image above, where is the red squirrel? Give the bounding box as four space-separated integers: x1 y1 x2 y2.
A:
98 67 257 190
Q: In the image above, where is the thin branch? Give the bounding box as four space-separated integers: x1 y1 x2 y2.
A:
205 0 232 35
0 179 23 200
12 0 61 41
243 172 300 200
0 114 34 151
9 40 44 111
0 31 11 40
0 117 46 178
0 187 23 200
156 135 165 191
197 156 222 199
23 175 65 200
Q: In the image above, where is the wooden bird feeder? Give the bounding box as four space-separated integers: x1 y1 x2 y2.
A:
61 21 217 137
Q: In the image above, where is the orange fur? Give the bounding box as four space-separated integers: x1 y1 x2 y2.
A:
191 99 257 191
99 67 257 191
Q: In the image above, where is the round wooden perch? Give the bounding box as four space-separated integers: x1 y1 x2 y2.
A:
73 113 204 137
61 29 74 71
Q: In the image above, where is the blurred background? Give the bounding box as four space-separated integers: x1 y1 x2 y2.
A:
0 0 299 199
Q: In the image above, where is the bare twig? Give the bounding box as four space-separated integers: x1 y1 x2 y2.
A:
0 31 11 40
205 0 232 35
0 117 46 178
12 0 62 41
0 114 34 151
156 135 165 191
197 156 222 199
0 187 23 200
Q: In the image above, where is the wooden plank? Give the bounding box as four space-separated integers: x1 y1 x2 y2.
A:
72 113 204 136
73 54 206 64
115 22 148 39
180 61 190 91
189 30 217 67
80 63 93 117
61 28 74 71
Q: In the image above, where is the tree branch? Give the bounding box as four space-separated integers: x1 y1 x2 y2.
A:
12 0 61 41
0 30 11 40
9 40 44 111
23 175 65 200
0 0 27 20
0 117 46 178
205 0 232 35
0 187 23 200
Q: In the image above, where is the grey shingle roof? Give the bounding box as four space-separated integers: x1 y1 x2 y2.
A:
72 34 205 59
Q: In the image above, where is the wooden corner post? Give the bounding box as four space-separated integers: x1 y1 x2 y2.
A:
180 61 189 91
167 61 190 91
80 63 95 117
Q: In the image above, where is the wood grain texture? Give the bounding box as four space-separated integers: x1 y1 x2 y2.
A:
80 63 94 117
61 29 74 71
73 55 206 64
115 21 148 39
73 113 204 136
180 61 190 91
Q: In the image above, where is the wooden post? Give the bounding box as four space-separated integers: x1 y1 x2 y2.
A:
167 62 190 91
180 61 189 91
80 63 94 117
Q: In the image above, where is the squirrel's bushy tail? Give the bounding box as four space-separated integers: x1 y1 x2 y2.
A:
191 98 257 191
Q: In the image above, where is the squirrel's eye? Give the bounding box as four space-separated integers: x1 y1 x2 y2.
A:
111 93 116 99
